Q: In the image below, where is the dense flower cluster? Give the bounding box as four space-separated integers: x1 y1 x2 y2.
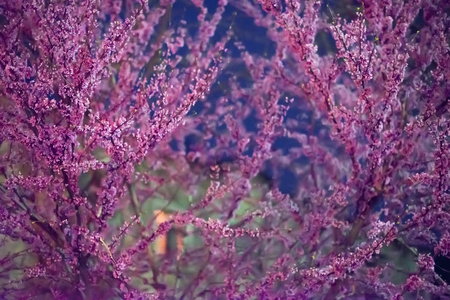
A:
0 0 449 299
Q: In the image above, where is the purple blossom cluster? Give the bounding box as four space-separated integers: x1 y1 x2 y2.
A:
0 0 449 299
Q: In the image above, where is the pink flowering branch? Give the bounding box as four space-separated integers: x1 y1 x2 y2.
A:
0 0 449 299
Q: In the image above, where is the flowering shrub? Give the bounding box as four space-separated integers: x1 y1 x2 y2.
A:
0 0 449 299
